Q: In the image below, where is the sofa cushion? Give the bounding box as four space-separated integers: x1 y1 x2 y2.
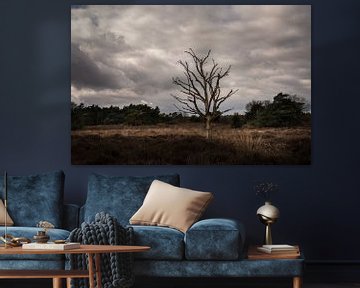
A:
184 218 245 260
133 258 304 277
84 174 180 225
0 171 64 227
0 199 14 226
130 180 213 233
130 225 184 260
0 260 65 270
0 227 70 261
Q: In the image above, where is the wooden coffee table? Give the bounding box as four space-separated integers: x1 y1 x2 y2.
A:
0 244 150 288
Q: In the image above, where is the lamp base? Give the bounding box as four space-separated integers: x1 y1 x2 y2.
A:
265 223 272 245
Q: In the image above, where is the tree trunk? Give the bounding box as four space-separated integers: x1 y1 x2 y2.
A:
205 117 211 139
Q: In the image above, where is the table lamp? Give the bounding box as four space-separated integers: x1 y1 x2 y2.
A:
256 201 280 245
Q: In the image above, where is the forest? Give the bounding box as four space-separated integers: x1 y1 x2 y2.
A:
71 93 310 130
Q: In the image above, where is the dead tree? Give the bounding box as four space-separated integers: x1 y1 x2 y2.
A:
172 49 238 139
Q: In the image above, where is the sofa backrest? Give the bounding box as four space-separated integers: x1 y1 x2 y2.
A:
0 170 65 228
82 173 180 226
63 203 80 231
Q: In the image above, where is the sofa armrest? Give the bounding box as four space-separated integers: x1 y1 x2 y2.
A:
63 204 80 231
184 218 245 260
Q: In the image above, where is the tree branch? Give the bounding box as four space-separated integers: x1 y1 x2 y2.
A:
172 49 238 133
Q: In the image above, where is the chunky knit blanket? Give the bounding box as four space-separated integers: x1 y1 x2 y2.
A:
68 212 134 288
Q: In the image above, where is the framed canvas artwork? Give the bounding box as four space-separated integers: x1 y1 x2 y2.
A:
71 5 311 165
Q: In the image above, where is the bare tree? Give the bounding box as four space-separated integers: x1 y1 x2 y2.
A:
172 49 238 139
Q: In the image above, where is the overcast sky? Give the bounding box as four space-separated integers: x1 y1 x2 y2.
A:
71 5 311 114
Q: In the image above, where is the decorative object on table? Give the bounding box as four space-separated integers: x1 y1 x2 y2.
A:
37 220 55 232
0 234 31 247
254 181 280 245
54 239 67 244
69 212 135 288
33 230 50 243
33 220 55 243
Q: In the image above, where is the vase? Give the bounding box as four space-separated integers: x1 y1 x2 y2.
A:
256 201 280 245
33 230 50 243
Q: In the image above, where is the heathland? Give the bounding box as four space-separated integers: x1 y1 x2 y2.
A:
71 123 311 165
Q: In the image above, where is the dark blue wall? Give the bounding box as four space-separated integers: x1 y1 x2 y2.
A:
0 0 359 263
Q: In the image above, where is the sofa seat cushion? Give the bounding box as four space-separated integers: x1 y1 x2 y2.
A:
84 174 180 226
0 170 65 227
130 225 184 260
184 218 245 260
134 258 304 277
0 260 65 270
0 227 70 261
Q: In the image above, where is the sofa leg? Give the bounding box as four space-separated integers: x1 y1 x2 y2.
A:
53 278 62 288
293 276 302 288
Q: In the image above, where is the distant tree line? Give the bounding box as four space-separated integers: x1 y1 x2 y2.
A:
231 92 310 128
71 103 187 130
71 93 310 130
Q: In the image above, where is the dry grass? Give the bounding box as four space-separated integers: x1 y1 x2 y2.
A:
71 123 311 165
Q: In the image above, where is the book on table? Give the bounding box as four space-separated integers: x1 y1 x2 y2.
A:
22 242 80 250
248 245 300 260
256 244 299 254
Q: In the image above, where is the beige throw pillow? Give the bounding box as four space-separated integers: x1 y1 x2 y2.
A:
130 180 213 233
0 199 14 226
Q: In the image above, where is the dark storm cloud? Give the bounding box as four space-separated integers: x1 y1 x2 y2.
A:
71 5 311 113
71 44 123 90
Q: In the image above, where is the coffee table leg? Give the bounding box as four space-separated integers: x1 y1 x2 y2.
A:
52 278 62 288
293 276 302 288
95 253 102 288
88 253 95 288
66 277 72 288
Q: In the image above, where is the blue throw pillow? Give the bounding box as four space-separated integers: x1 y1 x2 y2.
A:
84 173 180 225
0 170 64 227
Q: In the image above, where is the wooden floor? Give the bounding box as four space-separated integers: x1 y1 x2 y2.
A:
1 280 360 288
306 285 360 288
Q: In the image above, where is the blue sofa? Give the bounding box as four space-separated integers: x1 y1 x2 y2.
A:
0 171 304 287
81 173 304 284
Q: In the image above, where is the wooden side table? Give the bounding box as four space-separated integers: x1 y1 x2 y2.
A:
0 244 150 288
247 245 303 288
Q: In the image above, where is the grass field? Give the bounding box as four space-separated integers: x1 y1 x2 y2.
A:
71 123 311 165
